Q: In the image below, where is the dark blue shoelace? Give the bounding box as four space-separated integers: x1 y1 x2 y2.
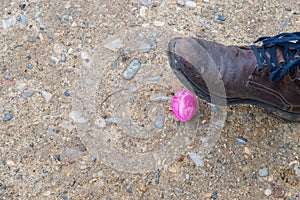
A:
251 32 300 82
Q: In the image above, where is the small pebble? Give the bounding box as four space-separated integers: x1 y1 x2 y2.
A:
46 130 56 136
21 90 35 100
185 0 197 8
81 51 90 60
280 18 290 30
147 76 161 82
71 12 77 18
140 41 151 53
176 7 184 13
107 117 122 124
59 120 73 132
198 18 211 29
94 118 106 128
188 152 204 167
70 111 87 123
77 143 87 152
258 167 269 177
61 53 66 62
217 15 226 21
17 14 28 25
128 97 134 103
104 38 123 52
66 148 80 159
153 21 165 27
123 59 141 80
125 184 131 191
19 4 26 10
157 169 161 178
185 174 190 180
237 136 247 145
35 12 42 21
278 147 286 153
28 64 33 69
64 89 70 97
107 30 115 35
140 6 147 17
285 7 292 11
252 174 257 179
55 154 61 162
107 117 131 126
272 187 285 198
130 86 138 93
141 184 147 193
150 51 156 59
169 167 177 173
139 0 149 6
294 165 300 177
244 38 253 43
86 166 92 171
97 170 104 177
3 114 13 122
177 0 185 6
150 94 171 101
154 116 165 129
91 156 97 162
212 191 218 199
2 18 16 29
41 91 52 101
39 24 45 30
265 189 272 196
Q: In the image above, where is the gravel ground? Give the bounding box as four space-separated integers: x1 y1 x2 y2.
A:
1 0 300 199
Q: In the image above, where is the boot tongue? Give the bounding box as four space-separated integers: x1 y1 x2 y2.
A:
275 48 285 66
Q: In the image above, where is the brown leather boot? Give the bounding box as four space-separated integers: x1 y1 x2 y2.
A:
167 32 300 122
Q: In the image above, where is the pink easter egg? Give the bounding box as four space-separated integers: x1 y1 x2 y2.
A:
172 89 198 122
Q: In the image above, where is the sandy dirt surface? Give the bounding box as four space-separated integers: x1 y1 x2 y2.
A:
1 0 300 199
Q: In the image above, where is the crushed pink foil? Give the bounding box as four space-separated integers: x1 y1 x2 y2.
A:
172 89 198 122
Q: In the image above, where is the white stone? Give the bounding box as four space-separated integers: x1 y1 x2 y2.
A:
188 152 204 167
2 18 16 29
43 191 52 196
70 111 87 123
16 82 26 91
140 6 147 17
153 21 165 27
41 91 52 101
104 38 123 52
94 118 106 128
72 21 77 27
65 1 71 9
81 51 90 60
6 160 15 166
59 120 73 132
185 0 197 8
264 189 272 196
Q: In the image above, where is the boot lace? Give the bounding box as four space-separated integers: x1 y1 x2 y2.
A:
251 32 300 82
